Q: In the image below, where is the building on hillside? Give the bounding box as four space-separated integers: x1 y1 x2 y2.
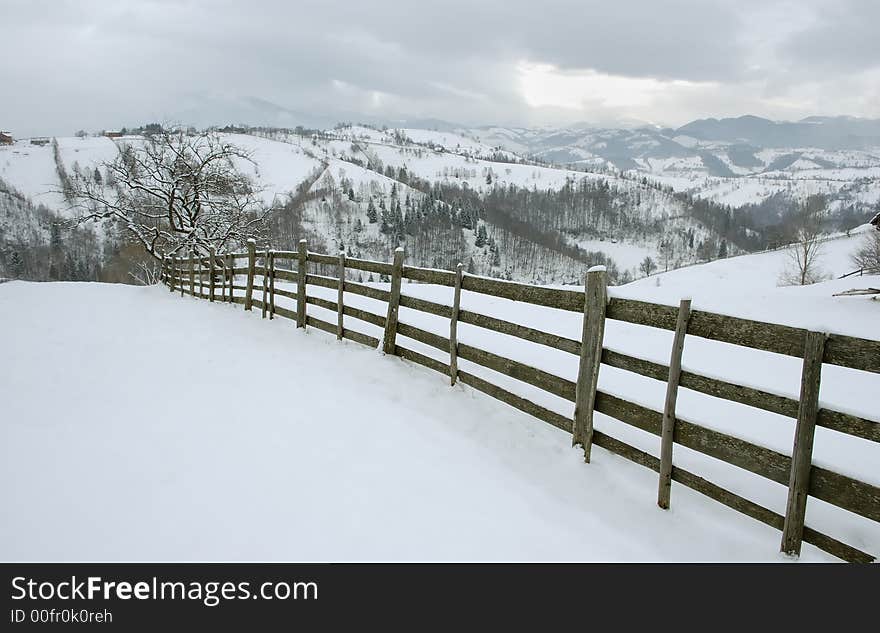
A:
103 130 123 139
30 137 50 146
0 131 13 145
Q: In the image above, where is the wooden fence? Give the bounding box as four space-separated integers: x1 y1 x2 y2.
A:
161 239 880 562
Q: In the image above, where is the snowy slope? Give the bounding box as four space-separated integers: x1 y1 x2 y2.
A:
618 224 876 326
5 280 876 561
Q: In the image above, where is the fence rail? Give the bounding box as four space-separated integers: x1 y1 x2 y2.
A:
161 240 880 563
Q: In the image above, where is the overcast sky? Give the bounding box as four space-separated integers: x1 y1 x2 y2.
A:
2 0 878 136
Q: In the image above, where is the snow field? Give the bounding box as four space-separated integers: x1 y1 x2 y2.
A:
2 280 861 561
262 262 879 558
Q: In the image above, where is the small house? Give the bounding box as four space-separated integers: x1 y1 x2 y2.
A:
0 131 13 145
30 137 50 146
103 130 123 139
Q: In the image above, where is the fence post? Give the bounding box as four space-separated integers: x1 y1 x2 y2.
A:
382 248 405 355
178 257 183 297
449 263 463 385
269 251 276 319
297 239 307 328
658 298 692 509
209 247 216 302
188 251 194 296
781 331 826 556
337 251 345 340
166 256 173 292
572 265 607 463
226 253 233 302
197 254 204 298
244 239 256 310
261 250 269 318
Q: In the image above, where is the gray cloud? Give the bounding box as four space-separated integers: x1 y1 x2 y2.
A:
1 0 877 137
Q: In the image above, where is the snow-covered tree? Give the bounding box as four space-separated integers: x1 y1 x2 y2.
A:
67 130 269 260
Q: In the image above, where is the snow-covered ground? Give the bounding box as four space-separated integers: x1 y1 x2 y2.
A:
5 278 875 561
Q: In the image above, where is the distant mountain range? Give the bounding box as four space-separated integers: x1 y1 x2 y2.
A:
674 115 880 150
166 96 880 153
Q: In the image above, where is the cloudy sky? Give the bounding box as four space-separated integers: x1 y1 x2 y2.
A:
2 0 878 136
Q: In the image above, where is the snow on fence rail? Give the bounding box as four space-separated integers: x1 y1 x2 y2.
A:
161 240 880 563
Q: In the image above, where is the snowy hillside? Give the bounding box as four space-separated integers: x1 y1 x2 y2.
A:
2 128 736 284
463 120 880 212
618 224 878 334
4 279 876 561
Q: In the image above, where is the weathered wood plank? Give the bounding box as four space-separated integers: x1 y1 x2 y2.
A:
189 251 195 297
269 251 276 318
606 297 678 331
688 310 806 358
273 268 297 282
305 273 338 290
460 274 583 312
659 298 692 509
209 247 216 302
337 251 345 340
603 348 880 443
592 430 871 562
396 322 449 352
342 305 386 329
782 331 825 556
825 333 880 374
398 294 453 319
596 389 880 522
307 251 338 266
382 248 405 355
296 239 307 328
345 256 394 276
449 263 463 385
343 280 391 303
459 310 581 355
573 267 607 462
342 328 380 348
457 370 571 433
305 315 336 334
401 265 457 286
273 304 296 321
809 465 880 524
272 287 298 301
457 342 576 401
306 295 337 312
595 391 791 484
244 239 256 311
395 345 450 374
816 408 880 443
260 250 269 319
226 253 233 302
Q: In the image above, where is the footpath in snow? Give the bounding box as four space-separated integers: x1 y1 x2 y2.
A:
0 281 848 561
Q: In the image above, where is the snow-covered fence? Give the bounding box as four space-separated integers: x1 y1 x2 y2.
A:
161 245 880 563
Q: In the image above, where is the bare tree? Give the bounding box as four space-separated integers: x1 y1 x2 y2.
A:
851 229 880 274
67 130 269 261
639 256 657 277
780 195 826 286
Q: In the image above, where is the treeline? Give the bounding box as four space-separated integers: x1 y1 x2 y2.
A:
0 179 155 284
